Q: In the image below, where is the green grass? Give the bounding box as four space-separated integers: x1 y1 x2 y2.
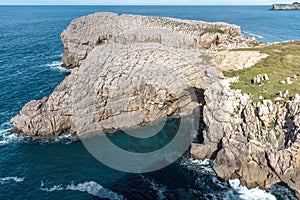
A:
223 41 300 102
199 54 211 63
200 28 225 36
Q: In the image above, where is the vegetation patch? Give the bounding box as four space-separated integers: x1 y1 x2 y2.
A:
200 28 225 36
223 41 300 102
199 54 211 63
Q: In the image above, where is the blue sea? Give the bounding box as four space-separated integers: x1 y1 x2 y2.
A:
0 6 299 200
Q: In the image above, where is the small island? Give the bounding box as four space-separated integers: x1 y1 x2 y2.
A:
270 2 300 10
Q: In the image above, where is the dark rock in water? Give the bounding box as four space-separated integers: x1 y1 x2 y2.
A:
270 2 300 10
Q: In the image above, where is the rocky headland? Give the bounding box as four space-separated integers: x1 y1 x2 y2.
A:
11 13 300 198
270 2 300 10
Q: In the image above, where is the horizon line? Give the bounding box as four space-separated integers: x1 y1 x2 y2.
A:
0 4 271 6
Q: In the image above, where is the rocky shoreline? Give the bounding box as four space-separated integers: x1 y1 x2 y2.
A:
270 2 300 10
11 13 299 198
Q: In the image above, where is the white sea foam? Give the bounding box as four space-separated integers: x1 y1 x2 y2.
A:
184 158 277 200
0 121 78 146
243 31 264 39
40 181 124 200
40 181 64 192
180 158 214 174
0 111 15 117
0 122 25 146
211 176 227 189
189 158 210 166
50 54 63 59
53 134 78 144
141 176 167 200
0 177 24 184
44 61 71 73
229 179 277 200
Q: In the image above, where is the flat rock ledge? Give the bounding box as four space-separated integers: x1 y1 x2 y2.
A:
11 12 299 198
60 12 253 69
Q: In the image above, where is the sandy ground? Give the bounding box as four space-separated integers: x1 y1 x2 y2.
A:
211 50 268 71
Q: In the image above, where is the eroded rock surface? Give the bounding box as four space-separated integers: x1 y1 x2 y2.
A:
12 12 252 137
191 72 300 199
12 43 207 138
11 12 299 199
61 12 253 68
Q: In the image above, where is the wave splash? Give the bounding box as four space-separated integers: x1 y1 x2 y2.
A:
0 122 78 146
182 158 276 200
44 61 71 73
180 157 214 175
229 179 276 200
0 177 24 184
41 181 124 200
0 122 25 146
141 176 167 200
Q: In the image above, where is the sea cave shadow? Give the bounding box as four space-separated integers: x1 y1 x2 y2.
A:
188 87 206 144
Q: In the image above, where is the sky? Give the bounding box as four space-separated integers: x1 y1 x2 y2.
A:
0 0 293 5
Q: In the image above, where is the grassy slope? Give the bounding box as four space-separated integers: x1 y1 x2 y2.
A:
223 41 300 102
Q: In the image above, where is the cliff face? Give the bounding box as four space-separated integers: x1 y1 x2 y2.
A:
60 12 250 69
191 76 300 198
270 2 300 10
10 12 299 198
11 12 253 137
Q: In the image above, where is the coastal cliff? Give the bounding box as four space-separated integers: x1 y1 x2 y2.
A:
10 13 299 198
270 2 300 10
11 12 252 137
60 12 250 69
190 42 300 199
191 75 300 199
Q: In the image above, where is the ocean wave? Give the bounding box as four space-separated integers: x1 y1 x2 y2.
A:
141 176 167 200
0 111 16 117
243 31 264 39
229 179 276 200
41 181 124 200
180 158 214 175
0 122 25 146
189 188 237 200
50 54 63 59
184 158 276 200
0 121 78 146
0 177 24 184
44 61 71 73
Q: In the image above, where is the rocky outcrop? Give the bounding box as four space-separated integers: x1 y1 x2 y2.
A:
11 43 207 138
10 12 299 198
270 2 300 10
191 75 300 198
11 12 253 137
61 12 253 68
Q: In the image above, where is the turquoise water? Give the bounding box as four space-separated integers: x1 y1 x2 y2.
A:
0 6 299 199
